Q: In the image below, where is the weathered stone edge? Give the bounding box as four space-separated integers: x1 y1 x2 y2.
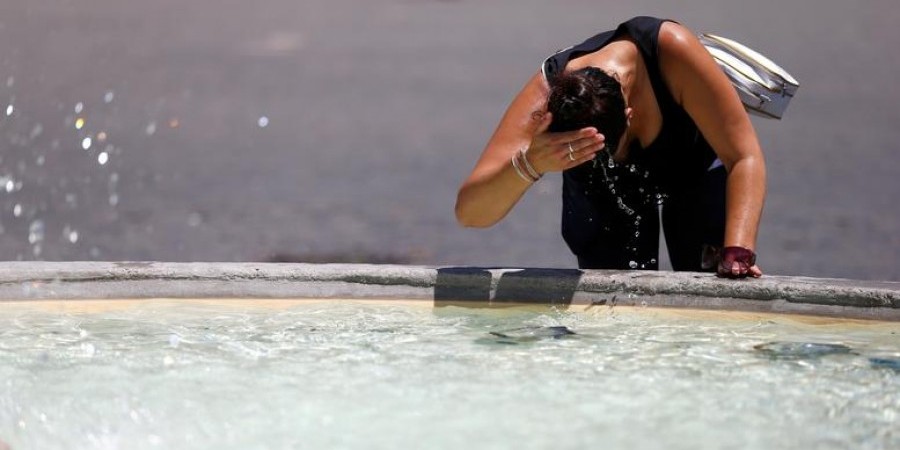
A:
1 262 898 319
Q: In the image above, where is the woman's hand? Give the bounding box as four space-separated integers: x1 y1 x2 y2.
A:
716 246 763 278
456 72 606 228
525 112 606 174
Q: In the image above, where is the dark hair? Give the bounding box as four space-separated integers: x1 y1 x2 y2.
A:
547 67 627 153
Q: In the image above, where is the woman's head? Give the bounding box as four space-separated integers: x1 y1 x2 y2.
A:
547 67 628 154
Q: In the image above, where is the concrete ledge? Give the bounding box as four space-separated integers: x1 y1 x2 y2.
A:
1 262 898 321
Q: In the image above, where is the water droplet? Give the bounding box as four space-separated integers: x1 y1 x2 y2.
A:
63 225 79 244
97 152 109 165
187 212 202 227
257 116 269 128
5 76 13 87
109 194 119 206
32 244 42 257
30 124 43 140
628 260 638 269
74 102 84 114
81 137 92 150
4 179 14 193
5 104 13 116
97 131 107 142
75 117 85 129
145 122 157 135
163 355 175 366
13 204 22 217
651 258 657 264
634 231 640 237
629 165 637 173
168 118 180 128
104 91 115 103
109 172 119 184
28 220 45 244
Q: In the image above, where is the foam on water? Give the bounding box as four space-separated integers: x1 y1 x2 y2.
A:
1 300 898 450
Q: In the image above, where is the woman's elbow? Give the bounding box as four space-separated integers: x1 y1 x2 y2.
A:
454 198 497 228
455 208 494 228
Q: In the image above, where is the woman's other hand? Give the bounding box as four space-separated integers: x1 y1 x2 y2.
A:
716 246 763 278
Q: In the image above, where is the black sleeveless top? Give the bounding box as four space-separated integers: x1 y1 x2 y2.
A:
543 16 718 264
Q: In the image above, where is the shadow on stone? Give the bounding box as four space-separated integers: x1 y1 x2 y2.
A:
434 267 493 307
434 267 583 308
495 268 582 305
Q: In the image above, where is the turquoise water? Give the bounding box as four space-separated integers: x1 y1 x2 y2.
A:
1 300 898 450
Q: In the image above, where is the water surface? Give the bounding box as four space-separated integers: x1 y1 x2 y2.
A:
1 300 898 449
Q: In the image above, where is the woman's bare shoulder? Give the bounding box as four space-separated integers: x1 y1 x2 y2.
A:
657 20 701 54
655 20 720 101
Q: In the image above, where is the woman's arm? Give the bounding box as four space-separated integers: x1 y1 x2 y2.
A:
455 73 604 228
658 22 767 277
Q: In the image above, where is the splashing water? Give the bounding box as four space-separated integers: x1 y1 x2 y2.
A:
1 81 126 260
586 149 661 267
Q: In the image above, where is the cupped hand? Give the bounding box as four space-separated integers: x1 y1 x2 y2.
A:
524 112 606 174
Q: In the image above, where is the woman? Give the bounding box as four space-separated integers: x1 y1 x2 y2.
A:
455 16 765 278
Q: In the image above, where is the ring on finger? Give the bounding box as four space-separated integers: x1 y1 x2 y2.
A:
567 142 576 161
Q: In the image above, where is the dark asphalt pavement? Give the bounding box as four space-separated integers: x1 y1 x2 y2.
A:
1 0 898 281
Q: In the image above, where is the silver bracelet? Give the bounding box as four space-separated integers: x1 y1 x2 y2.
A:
511 153 536 183
519 148 542 181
